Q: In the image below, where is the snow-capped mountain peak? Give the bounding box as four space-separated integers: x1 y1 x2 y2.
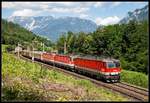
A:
119 5 148 24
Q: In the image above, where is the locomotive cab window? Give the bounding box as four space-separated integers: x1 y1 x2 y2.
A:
115 62 120 67
107 62 116 68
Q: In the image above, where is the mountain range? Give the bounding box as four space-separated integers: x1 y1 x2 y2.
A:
7 5 148 42
8 16 98 42
119 5 148 24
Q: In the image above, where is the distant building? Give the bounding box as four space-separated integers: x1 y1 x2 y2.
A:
15 47 22 53
52 50 58 54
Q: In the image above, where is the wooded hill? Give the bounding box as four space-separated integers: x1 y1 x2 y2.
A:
1 19 53 50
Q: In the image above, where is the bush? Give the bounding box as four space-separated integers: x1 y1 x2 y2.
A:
2 83 44 102
120 70 148 88
6 45 15 52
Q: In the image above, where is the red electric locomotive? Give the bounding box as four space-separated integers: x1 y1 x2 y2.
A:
54 54 74 68
74 57 121 82
42 53 55 62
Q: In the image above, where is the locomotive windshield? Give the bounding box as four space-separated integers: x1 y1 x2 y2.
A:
107 62 116 68
115 62 120 67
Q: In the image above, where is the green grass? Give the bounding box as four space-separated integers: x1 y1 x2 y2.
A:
2 45 128 101
120 69 148 88
2 44 9 52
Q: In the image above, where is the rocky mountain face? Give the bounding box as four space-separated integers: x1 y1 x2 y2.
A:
119 5 148 24
8 16 98 42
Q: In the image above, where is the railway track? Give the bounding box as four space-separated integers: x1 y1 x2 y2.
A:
107 83 148 101
19 55 149 102
114 82 148 96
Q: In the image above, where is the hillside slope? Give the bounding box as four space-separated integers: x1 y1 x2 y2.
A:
2 19 52 47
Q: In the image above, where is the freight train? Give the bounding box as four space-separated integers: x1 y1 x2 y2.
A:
21 50 121 82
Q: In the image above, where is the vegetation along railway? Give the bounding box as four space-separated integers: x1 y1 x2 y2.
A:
15 50 148 101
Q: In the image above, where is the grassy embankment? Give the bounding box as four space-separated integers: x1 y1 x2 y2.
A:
2 45 128 101
120 70 148 88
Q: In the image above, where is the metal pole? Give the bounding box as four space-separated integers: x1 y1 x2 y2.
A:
41 52 43 60
32 44 34 62
43 43 44 52
41 43 43 60
41 48 42 60
18 43 19 58
64 41 66 54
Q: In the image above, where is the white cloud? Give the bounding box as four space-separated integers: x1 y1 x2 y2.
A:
3 2 147 19
79 14 89 18
73 7 89 13
2 2 50 10
2 2 82 9
95 16 120 25
53 2 75 6
12 9 40 16
2 2 147 9
93 2 122 8
2 2 90 15
2 2 15 8
45 7 89 14
40 4 49 9
111 2 122 7
94 2 105 8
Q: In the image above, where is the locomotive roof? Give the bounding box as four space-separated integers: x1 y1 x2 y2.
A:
50 53 119 62
34 51 46 54
22 50 46 54
40 51 120 62
74 55 118 62
54 53 75 57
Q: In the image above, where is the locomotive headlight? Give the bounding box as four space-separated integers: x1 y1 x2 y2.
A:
111 72 119 75
70 64 74 67
105 73 110 75
115 72 119 74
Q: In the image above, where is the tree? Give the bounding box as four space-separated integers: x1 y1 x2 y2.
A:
56 34 66 54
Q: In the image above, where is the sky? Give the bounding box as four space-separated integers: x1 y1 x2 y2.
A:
2 2 148 26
